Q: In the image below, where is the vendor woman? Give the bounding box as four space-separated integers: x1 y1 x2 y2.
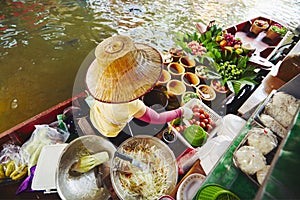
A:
85 35 192 137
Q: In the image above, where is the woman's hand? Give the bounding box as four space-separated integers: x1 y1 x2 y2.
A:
181 107 193 120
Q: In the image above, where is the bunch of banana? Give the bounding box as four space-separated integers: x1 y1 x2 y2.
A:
0 160 28 182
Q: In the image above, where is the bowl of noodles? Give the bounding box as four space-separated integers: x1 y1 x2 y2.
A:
110 135 178 200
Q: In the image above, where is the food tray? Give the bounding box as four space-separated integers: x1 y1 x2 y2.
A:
232 121 282 186
169 99 222 148
253 89 300 138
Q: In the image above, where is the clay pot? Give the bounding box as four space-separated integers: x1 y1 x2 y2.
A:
179 56 196 71
181 72 200 87
265 28 281 40
250 20 269 35
166 80 186 97
157 69 171 85
167 62 185 76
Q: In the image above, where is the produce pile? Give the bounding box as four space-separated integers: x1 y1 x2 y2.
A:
0 145 28 182
0 124 69 185
176 23 257 94
173 104 216 134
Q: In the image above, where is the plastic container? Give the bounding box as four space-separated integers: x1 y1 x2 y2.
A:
169 99 222 148
194 184 240 200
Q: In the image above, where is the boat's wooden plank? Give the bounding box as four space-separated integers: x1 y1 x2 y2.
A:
0 92 85 148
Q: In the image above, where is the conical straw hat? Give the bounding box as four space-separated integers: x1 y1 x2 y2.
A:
85 35 163 103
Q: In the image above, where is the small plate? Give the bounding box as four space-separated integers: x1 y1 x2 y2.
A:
176 173 206 200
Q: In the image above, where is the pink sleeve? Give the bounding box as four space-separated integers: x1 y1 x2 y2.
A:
137 107 182 124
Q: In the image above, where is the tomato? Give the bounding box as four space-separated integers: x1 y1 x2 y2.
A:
207 118 212 124
195 121 201 126
210 120 216 127
204 112 210 119
200 122 206 129
203 118 209 124
192 107 200 113
199 109 205 114
193 112 200 119
206 124 213 133
199 114 206 119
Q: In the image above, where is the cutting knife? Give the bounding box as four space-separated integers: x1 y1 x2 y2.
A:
114 151 148 171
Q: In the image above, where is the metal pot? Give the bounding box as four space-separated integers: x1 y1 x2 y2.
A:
56 135 116 200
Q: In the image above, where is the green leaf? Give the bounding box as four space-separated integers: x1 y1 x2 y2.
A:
238 77 258 85
199 33 206 43
227 80 242 94
205 51 216 60
237 56 249 68
205 31 212 41
192 32 199 41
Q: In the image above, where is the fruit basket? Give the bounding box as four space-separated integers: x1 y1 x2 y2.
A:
169 99 222 148
194 183 240 200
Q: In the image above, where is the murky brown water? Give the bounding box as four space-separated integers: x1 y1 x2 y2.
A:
0 0 299 132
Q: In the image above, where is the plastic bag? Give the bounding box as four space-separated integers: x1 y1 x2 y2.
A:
0 144 23 165
20 124 69 174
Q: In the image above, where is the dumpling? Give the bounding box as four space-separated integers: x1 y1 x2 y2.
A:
233 146 266 175
257 165 271 185
260 114 287 138
264 92 299 128
247 127 278 155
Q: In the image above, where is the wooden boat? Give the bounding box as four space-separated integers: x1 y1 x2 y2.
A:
0 92 87 199
0 16 298 199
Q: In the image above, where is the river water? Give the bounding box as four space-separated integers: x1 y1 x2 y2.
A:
0 0 299 132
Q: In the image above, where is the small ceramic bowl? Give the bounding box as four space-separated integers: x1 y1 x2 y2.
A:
210 79 228 94
166 79 186 97
250 19 269 35
195 65 208 80
196 84 216 101
179 56 196 69
157 69 171 85
181 72 200 87
167 62 185 76
161 51 173 64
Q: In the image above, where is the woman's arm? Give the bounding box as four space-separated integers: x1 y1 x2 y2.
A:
135 106 182 124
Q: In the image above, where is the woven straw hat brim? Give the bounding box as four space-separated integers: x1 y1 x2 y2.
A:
86 43 162 103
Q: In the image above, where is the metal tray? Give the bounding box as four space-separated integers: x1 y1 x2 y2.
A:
253 89 300 138
232 121 282 186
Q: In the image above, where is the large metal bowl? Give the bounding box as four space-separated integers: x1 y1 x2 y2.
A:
110 135 178 199
56 135 116 200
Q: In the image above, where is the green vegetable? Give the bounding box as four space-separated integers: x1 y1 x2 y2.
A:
183 93 199 103
183 125 207 147
70 151 109 173
172 117 183 126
